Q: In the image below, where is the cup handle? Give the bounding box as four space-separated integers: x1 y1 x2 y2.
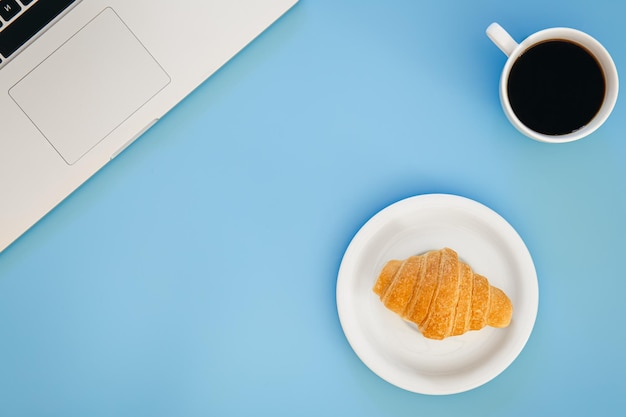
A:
486 23 518 57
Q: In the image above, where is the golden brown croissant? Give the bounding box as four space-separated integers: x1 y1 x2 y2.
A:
373 247 512 340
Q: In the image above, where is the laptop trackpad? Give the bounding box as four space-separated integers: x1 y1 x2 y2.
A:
9 8 170 165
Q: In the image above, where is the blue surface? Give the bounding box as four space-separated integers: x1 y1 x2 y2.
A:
2 0 626 415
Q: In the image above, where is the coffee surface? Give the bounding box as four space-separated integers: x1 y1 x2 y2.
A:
507 40 605 136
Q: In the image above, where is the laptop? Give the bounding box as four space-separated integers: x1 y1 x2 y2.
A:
0 0 298 253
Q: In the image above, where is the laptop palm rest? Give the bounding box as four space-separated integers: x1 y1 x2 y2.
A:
9 8 170 165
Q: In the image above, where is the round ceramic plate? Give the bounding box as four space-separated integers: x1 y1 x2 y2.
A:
336 194 538 395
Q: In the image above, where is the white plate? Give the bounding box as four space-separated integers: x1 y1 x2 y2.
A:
336 194 538 395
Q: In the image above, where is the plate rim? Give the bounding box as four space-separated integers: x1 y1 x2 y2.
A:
336 193 539 395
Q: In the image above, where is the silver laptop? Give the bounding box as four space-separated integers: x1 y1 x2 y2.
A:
0 0 298 253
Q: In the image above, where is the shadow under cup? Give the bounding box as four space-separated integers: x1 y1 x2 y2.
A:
501 29 618 143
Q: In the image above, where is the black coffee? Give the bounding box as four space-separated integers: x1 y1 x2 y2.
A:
507 40 605 136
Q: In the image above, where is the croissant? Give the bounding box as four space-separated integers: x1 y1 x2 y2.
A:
373 247 512 340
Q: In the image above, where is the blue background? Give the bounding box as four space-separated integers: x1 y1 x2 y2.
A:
2 0 626 415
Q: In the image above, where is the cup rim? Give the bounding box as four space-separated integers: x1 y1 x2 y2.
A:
499 27 619 143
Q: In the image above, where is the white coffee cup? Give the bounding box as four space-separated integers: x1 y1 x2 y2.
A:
487 22 618 143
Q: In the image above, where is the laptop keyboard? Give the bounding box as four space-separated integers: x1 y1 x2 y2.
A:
0 0 77 65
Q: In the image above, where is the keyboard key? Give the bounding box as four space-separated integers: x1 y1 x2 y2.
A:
20 0 34 5
0 0 75 58
0 0 21 21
